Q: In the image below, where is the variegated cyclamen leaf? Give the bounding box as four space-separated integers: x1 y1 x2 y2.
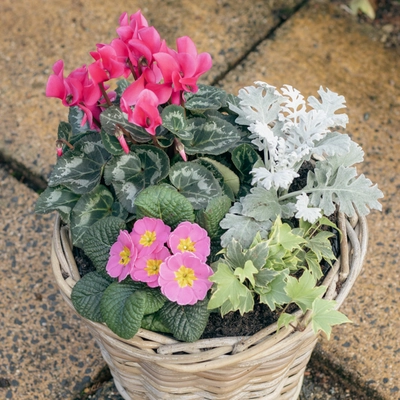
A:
231 143 262 183
161 105 192 139
169 162 223 210
115 78 130 98
100 105 151 143
181 116 241 155
183 84 228 112
35 186 80 224
48 133 111 194
57 121 72 142
104 146 170 213
68 106 91 134
70 185 115 248
100 128 125 156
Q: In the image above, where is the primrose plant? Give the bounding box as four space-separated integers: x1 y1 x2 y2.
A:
36 10 383 343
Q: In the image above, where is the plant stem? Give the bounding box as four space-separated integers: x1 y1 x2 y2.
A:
99 83 112 107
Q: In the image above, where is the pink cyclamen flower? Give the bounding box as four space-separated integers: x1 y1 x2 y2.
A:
131 217 171 257
106 230 138 282
131 246 171 288
158 252 213 305
168 221 210 262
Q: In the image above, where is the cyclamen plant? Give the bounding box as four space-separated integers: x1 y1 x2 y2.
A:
36 10 383 343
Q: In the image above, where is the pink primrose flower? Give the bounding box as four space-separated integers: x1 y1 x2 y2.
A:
131 246 171 288
106 230 138 282
158 252 213 305
168 221 210 262
131 217 171 257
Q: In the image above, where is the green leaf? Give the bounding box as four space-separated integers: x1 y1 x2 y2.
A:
82 216 126 276
181 116 240 155
100 282 147 339
258 269 290 311
135 185 195 229
100 105 151 143
141 312 171 334
161 105 192 139
231 143 262 183
200 157 240 196
169 162 223 210
304 251 323 279
311 298 351 339
285 270 326 313
71 272 112 323
142 288 166 315
306 231 336 264
70 185 114 248
104 146 170 213
234 260 258 287
100 128 125 156
208 263 254 315
196 195 231 239
48 133 111 194
183 84 228 112
268 217 306 252
159 299 210 342
277 313 297 331
35 186 80 223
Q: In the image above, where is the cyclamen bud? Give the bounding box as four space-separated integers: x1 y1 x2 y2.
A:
115 128 130 154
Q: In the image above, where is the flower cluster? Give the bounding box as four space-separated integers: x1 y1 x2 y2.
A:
46 10 212 139
106 217 213 305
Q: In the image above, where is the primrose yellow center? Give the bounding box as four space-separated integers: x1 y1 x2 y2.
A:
177 237 195 252
119 246 131 266
144 259 162 276
174 265 197 288
139 230 156 247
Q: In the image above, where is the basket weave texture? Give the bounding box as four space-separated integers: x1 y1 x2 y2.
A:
51 213 368 400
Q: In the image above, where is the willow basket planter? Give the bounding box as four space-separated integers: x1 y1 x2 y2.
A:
51 213 368 400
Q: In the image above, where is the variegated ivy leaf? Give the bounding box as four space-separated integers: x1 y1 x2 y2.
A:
241 187 296 222
161 105 192 140
306 163 383 217
70 185 115 248
104 146 170 213
169 162 223 210
35 186 80 224
258 269 291 311
48 133 111 194
100 105 151 143
181 116 241 155
183 84 228 112
68 106 91 134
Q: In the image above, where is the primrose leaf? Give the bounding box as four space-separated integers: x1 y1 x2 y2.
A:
100 282 147 339
311 298 351 339
208 263 253 314
285 270 326 313
277 313 297 331
158 299 209 342
82 216 126 277
234 260 258 286
71 271 112 323
141 312 171 334
135 185 195 229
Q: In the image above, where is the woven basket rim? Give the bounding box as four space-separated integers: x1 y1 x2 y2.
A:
51 212 368 372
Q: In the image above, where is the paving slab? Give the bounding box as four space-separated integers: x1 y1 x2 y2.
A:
0 0 302 181
0 166 105 400
220 1 400 399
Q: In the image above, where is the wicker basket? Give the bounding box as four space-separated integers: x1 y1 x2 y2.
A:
51 213 368 400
